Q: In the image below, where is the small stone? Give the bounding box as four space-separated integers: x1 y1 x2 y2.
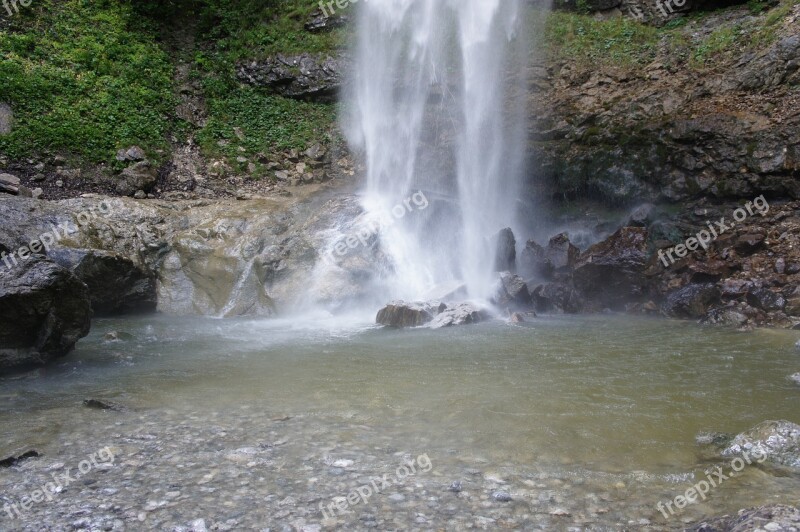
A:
55 180 64 187
387 493 405 502
550 508 571 516
32 173 46 182
789 373 800 386
275 171 289 181
492 491 512 502
795 339 800 350
776 258 786 274
0 173 20 186
447 481 462 492
32 188 43 199
236 156 248 164
134 190 147 199
190 519 208 532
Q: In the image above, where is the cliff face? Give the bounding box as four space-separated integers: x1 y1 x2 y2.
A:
529 3 800 205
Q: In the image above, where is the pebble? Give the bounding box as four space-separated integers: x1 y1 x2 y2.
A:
492 491 512 502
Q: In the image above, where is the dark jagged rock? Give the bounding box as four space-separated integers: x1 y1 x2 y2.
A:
48 248 156 316
115 160 157 197
746 287 786 312
687 505 800 532
519 240 553 279
237 53 346 102
83 399 126 412
0 450 40 468
494 272 531 309
0 258 91 373
304 9 349 33
531 282 584 314
573 227 649 310
662 283 720 319
519 233 579 280
376 301 445 328
492 228 516 273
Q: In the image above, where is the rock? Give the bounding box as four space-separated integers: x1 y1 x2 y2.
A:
531 282 584 313
492 228 516 272
83 398 125 412
519 240 553 279
428 303 490 329
0 258 91 374
494 272 531 309
236 53 346 102
662 283 720 319
0 450 40 468
116 161 157 197
447 480 463 492
696 431 733 448
545 233 580 271
0 102 12 135
104 331 134 341
573 227 649 309
376 301 444 328
492 491 512 502
687 505 800 532
735 233 766 255
48 249 157 316
304 9 349 33
0 173 20 195
627 203 655 227
721 420 800 473
747 288 786 312
789 373 800 386
509 312 526 323
115 146 146 162
31 188 43 199
796 339 800 350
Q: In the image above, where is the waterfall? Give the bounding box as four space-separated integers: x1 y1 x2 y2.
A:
344 0 528 304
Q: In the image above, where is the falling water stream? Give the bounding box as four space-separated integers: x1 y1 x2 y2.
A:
344 0 528 301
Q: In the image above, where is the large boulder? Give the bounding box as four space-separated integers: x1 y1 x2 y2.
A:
531 282 584 314
115 161 157 197
376 301 445 328
48 248 157 315
236 53 346 102
428 303 490 329
573 227 649 309
493 272 531 309
0 258 91 373
662 283 720 319
519 233 580 280
492 228 516 273
721 420 800 473
687 505 800 532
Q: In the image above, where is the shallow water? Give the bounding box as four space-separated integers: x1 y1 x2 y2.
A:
1 314 798 530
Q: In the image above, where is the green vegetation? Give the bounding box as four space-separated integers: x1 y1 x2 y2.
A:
544 12 659 67
0 0 174 165
544 0 799 69
192 0 343 168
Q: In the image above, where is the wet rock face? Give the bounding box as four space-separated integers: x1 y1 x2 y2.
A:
48 248 157 316
304 9 349 33
531 282 584 314
375 301 489 329
376 301 444 328
428 303 490 329
721 420 800 473
236 54 347 102
493 272 531 310
573 227 649 309
687 505 800 532
519 233 580 280
662 283 720 319
0 258 91 373
493 228 516 273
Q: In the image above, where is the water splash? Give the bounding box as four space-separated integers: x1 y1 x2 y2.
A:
344 0 528 302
